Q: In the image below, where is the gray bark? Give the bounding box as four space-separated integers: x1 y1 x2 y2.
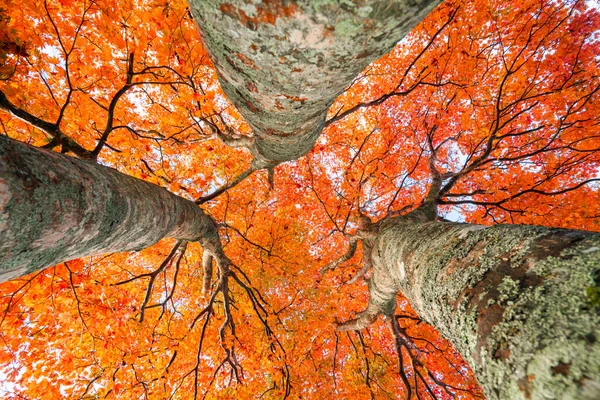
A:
368 216 600 399
188 0 441 163
0 135 217 282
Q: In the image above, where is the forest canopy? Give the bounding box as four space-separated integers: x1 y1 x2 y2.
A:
0 0 599 399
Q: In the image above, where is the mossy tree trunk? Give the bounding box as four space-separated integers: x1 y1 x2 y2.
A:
188 0 441 163
369 217 600 399
0 135 219 282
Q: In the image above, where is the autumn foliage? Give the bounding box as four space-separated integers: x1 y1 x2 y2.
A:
0 0 599 398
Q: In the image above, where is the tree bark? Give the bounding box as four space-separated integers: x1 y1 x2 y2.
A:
188 0 441 163
0 135 217 282
369 217 600 399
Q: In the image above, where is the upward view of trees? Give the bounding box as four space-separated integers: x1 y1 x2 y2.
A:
0 0 599 399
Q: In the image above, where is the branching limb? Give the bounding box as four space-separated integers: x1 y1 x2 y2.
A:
220 223 290 263
217 268 244 383
190 293 216 400
389 317 413 400
64 262 92 334
91 52 135 159
230 270 291 396
307 158 342 232
195 114 254 149
78 369 105 400
424 125 443 205
0 270 45 328
195 166 255 204
145 243 187 320
216 130 254 150
113 240 185 322
0 90 92 158
201 251 213 296
389 314 485 399
336 302 381 332
346 243 373 285
188 261 291 398
324 7 460 127
320 237 358 275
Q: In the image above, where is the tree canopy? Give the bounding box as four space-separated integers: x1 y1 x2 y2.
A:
0 0 599 398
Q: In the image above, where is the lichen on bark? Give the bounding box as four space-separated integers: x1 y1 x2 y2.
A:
0 136 215 281
188 0 442 162
372 218 600 399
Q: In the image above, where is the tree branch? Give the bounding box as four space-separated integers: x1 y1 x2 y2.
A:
0 90 92 158
195 166 255 204
320 237 358 275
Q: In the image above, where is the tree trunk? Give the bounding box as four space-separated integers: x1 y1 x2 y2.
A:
370 217 600 399
188 0 441 163
0 135 217 282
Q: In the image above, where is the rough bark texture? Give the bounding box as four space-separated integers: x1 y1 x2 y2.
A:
188 0 441 163
370 217 600 399
0 135 216 282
